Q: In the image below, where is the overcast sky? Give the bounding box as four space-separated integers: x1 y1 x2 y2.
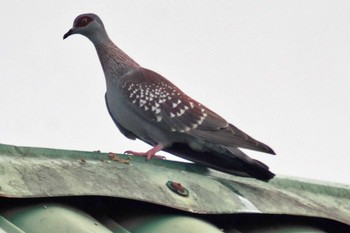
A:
1 1 349 185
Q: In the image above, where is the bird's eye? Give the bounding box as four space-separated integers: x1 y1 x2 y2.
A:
75 16 93 27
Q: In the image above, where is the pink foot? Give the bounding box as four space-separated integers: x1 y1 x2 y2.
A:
124 144 165 160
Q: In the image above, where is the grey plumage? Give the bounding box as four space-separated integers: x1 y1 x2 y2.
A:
64 13 276 181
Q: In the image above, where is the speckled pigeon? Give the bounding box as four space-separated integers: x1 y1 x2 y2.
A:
64 13 276 181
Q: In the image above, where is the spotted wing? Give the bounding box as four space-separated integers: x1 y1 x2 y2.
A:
120 68 275 154
119 68 217 131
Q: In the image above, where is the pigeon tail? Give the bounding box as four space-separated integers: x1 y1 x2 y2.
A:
164 143 275 182
224 147 275 181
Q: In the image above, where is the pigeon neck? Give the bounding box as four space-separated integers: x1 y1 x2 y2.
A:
95 41 140 78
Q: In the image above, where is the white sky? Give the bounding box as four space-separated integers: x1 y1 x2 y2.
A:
1 1 349 184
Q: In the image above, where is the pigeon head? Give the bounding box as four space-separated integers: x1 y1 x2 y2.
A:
63 13 109 44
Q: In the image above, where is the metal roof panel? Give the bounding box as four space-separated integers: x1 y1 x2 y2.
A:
0 143 349 225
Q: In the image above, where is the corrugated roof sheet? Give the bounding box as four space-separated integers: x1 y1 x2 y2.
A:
0 143 349 232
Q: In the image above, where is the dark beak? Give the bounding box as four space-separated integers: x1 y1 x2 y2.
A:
63 28 74 40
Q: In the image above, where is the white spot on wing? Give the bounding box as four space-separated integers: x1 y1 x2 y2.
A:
197 115 206 125
201 108 208 117
184 126 191 132
176 110 184 117
139 99 146 107
172 99 182 108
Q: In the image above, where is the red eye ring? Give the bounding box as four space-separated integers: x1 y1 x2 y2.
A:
75 15 93 28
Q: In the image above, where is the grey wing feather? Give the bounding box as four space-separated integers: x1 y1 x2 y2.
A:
190 110 276 154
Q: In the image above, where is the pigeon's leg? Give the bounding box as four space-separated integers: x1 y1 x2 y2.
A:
125 144 166 160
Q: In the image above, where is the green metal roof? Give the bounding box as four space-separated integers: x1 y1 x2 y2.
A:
0 143 349 228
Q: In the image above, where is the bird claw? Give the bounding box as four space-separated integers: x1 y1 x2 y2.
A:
124 150 166 160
